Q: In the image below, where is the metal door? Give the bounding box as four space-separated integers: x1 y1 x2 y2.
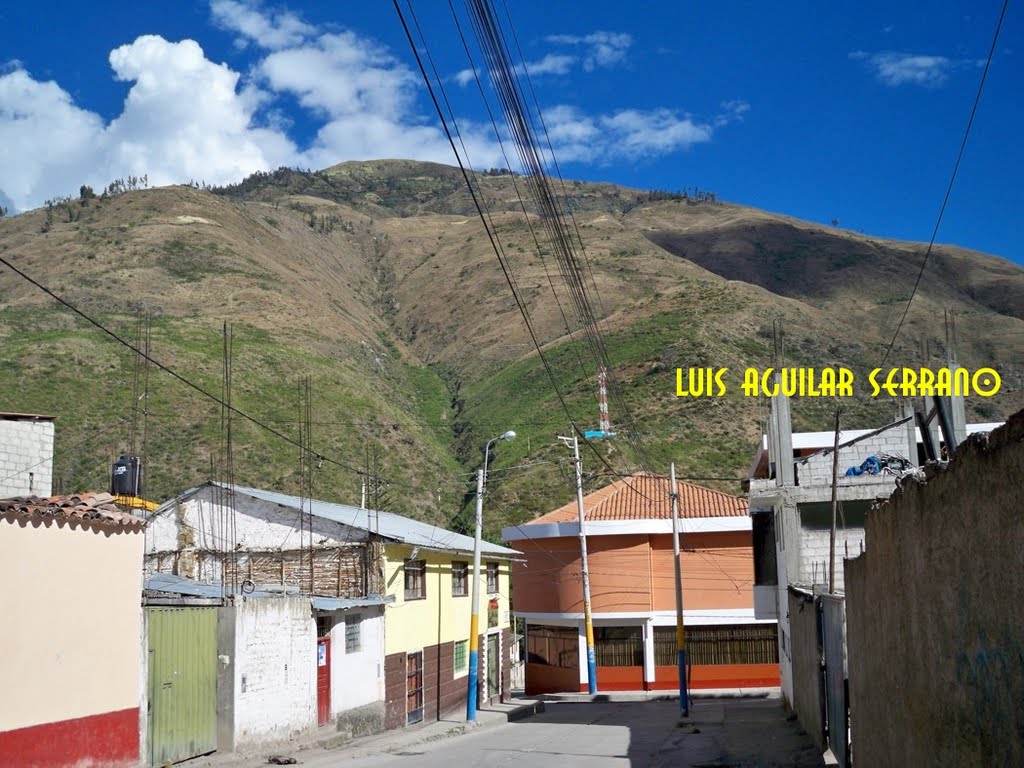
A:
317 637 331 727
487 633 500 699
820 595 849 768
146 607 217 765
406 652 423 724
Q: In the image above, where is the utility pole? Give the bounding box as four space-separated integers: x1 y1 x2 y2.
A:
828 408 841 594
467 468 484 721
561 434 597 694
669 463 689 717
467 430 515 722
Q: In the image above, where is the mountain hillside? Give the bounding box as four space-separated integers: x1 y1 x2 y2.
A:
1 160 1021 537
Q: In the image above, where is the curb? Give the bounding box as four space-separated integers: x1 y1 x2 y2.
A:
505 700 546 722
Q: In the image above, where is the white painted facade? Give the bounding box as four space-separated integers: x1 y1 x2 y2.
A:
145 490 368 563
326 607 385 714
0 416 54 498
232 596 317 748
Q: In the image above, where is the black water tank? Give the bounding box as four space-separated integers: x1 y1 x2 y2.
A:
111 455 142 496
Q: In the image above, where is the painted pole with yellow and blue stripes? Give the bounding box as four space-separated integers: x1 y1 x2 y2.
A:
466 468 484 721
669 462 689 717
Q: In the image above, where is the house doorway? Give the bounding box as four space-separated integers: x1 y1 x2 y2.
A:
316 636 331 727
407 652 424 724
487 633 500 700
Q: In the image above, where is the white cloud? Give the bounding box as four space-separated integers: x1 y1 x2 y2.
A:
0 3 740 211
849 50 980 88
0 36 298 211
545 31 632 71
210 0 313 50
544 105 714 163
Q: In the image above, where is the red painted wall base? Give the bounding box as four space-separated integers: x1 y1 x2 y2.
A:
0 707 139 768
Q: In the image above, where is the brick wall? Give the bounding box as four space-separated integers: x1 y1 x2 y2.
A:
383 653 406 730
798 527 865 590
383 642 471 732
0 419 54 497
845 412 1024 767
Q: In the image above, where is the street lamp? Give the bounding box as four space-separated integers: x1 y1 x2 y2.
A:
467 429 515 722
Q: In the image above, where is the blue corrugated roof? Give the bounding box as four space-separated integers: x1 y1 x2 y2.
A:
203 483 519 558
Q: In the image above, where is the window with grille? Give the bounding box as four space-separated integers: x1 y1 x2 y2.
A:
404 559 426 600
345 614 362 653
451 561 468 597
653 624 779 666
316 615 333 639
486 562 499 593
454 640 468 674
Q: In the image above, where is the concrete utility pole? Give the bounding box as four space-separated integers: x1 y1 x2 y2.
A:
467 467 485 721
561 434 597 694
669 463 689 717
468 430 515 722
828 408 841 594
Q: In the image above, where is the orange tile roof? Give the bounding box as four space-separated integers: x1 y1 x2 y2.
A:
530 472 747 524
0 492 145 531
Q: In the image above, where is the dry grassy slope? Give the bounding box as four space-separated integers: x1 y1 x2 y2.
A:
1 159 1022 535
0 185 464 519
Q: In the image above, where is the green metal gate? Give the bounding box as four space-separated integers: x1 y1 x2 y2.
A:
146 607 218 765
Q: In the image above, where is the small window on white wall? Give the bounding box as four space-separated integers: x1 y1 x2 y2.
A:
346 614 362 653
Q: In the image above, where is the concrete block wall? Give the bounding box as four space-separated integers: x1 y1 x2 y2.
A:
798 527 865 590
0 419 54 497
845 411 1024 767
231 596 317 750
797 430 911 487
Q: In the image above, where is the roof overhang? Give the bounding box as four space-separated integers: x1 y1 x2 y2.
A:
502 516 751 542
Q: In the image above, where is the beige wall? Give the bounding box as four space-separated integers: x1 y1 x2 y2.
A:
0 514 144 731
846 411 1024 768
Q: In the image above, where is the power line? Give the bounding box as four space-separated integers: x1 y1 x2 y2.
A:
0 253 367 479
878 0 1009 369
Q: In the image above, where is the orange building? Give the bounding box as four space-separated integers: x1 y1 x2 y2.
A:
502 473 779 694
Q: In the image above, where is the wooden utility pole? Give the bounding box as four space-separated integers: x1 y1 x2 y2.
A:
829 408 841 594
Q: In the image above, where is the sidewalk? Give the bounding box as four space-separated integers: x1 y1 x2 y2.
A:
180 697 545 767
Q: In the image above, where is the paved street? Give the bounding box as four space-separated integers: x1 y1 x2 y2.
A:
200 697 825 768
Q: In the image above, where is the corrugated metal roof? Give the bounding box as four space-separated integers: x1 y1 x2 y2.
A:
145 573 396 610
529 472 747 525
311 595 394 611
199 483 520 558
0 412 56 421
0 492 145 531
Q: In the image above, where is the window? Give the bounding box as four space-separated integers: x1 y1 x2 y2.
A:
653 624 779 666
404 559 426 600
345 614 362 653
451 561 468 597
316 615 333 639
453 640 468 674
486 562 499 594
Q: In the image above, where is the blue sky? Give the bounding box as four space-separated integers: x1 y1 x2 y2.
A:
1 1 1019 263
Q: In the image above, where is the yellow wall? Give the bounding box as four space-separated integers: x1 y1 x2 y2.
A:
382 544 510 657
0 514 145 730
